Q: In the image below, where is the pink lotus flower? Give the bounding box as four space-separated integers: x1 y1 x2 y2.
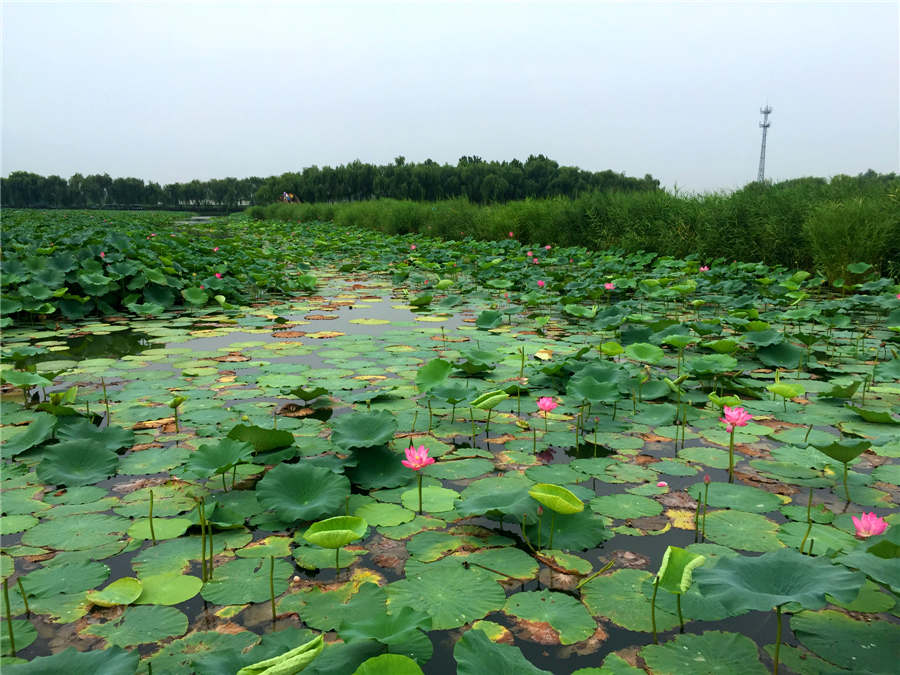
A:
704 474 711 484
896 293 900 300
532 258 539 264
526 251 533 257
537 397 558 413
720 405 752 433
213 246 219 252
150 233 157 237
509 231 514 237
537 280 545 288
215 273 223 279
170 233 176 237
402 445 435 471
545 245 551 250
410 244 416 250
199 285 205 289
604 282 615 290
852 512 888 539
700 265 710 272
100 252 105 258
657 481 668 488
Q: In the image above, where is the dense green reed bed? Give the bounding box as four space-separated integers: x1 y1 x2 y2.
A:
1 211 899 673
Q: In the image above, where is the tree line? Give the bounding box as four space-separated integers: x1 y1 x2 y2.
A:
1 155 660 209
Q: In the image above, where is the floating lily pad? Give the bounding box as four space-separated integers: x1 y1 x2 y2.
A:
82 605 188 647
503 589 595 644
702 510 783 552
453 627 551 675
134 574 203 605
201 557 292 605
791 609 900 673
641 631 767 675
86 577 142 607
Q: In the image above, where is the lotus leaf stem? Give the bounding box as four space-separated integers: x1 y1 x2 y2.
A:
549 512 556 550
3 579 14 655
207 520 214 580
537 513 542 550
693 492 701 543
269 556 276 622
804 424 813 443
222 473 228 493
773 604 783 674
198 497 208 581
232 465 237 490
575 560 615 589
335 547 341 572
799 487 813 554
471 408 476 446
676 594 684 632
842 461 851 503
411 407 418 433
16 578 29 615
521 514 535 552
485 408 491 439
533 428 537 453
100 376 111 425
727 428 736 483
417 472 424 516
464 560 516 579
651 576 660 644
149 489 157 545
427 399 433 432
701 481 710 542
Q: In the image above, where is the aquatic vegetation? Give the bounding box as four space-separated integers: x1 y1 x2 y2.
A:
0 210 898 672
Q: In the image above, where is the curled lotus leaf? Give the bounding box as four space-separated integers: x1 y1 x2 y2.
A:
528 483 584 515
303 516 369 549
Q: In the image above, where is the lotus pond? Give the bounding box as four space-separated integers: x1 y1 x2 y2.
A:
1 210 900 674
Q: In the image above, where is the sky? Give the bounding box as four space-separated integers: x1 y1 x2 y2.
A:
2 1 898 193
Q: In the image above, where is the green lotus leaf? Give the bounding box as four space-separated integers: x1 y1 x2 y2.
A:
791 609 900 673
705 338 741 354
0 370 52 388
475 309 503 329
469 389 509 410
184 438 254 479
36 441 118 487
811 437 870 464
757 342 805 369
641 631 768 675
661 334 696 350
430 381 470 405
256 463 350 522
454 628 551 675
846 404 900 424
386 557 505 630
503 589 596 644
409 293 432 307
352 654 424 675
57 418 135 452
134 574 203 605
20 560 109 598
237 633 324 675
686 481 784 514
528 483 584 515
656 545 706 595
1 412 56 457
456 349 498 375
227 423 294 452
1 646 139 674
624 342 664 364
289 385 330 402
339 606 432 665
694 547 863 612
686 354 738 375
567 376 620 404
331 410 398 450
201 557 292 605
303 516 368 549
181 287 209 306
743 329 783 347
86 577 143 607
82 605 188 647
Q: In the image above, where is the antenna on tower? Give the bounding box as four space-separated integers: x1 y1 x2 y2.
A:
757 104 772 182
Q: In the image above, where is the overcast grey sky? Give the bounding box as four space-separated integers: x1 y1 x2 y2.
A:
3 1 898 193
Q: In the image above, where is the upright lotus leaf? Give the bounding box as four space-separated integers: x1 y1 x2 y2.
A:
409 293 432 307
256 463 350 523
528 483 584 515
36 441 118 487
415 358 453 393
339 606 432 664
1 411 56 456
845 404 900 424
453 628 552 675
567 376 620 404
686 354 738 376
430 381 469 405
811 437 871 502
469 389 509 410
289 385 330 402
475 309 503 329
184 438 255 481
656 546 706 595
695 547 863 612
757 342 805 369
456 349 497 376
303 516 368 570
227 424 295 452
624 342 664 364
331 410 398 450
181 287 209 306
57 419 135 452
0 370 53 388
236 634 324 675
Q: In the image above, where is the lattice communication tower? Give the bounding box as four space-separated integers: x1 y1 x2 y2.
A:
757 105 772 182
